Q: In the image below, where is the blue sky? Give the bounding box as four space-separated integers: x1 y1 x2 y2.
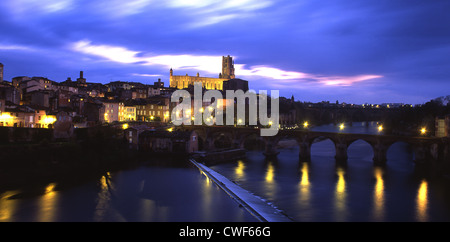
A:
0 0 449 104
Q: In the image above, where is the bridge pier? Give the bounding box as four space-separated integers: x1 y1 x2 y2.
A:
298 141 311 162
204 137 215 151
413 144 429 165
373 143 388 166
334 142 348 163
263 138 279 157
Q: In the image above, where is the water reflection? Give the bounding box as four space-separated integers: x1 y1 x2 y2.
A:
372 166 385 221
298 162 311 212
39 183 59 222
334 166 347 221
235 160 245 181
265 162 275 183
416 179 428 221
201 171 214 221
264 160 277 199
94 172 113 222
0 191 18 221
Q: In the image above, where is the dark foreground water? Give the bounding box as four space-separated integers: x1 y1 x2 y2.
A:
1 122 450 222
0 163 257 222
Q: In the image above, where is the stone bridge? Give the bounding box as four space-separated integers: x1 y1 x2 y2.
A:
175 125 449 166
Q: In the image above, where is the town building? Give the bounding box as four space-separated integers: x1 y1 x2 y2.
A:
102 100 122 123
435 115 450 137
138 129 198 154
223 78 249 92
122 104 136 121
133 98 169 122
124 125 154 149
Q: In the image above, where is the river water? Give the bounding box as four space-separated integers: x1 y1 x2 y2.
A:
1 122 450 222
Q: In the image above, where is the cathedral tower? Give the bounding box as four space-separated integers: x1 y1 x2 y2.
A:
222 55 235 79
0 63 3 82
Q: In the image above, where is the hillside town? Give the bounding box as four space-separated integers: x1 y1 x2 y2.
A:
0 59 449 142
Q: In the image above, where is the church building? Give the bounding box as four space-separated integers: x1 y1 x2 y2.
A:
170 55 236 90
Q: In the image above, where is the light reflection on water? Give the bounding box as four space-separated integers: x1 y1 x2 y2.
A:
372 166 385 221
0 165 258 222
39 183 58 222
334 166 347 221
208 122 450 222
0 122 448 222
416 179 428 222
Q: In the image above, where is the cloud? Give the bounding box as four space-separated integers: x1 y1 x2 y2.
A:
162 0 273 27
6 0 74 15
0 44 35 51
71 40 382 87
132 73 162 77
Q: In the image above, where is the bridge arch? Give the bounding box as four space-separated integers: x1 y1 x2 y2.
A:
238 132 266 150
347 139 375 162
212 132 234 149
386 141 414 164
310 136 337 158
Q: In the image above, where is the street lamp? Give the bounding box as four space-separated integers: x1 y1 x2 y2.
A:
303 121 309 128
378 125 383 132
420 127 427 135
339 123 345 130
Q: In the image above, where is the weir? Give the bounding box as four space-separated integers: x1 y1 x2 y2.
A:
189 159 293 222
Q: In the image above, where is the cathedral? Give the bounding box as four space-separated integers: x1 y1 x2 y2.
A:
169 55 235 90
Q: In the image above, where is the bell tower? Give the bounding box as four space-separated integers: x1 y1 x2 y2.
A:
0 63 3 82
221 55 235 79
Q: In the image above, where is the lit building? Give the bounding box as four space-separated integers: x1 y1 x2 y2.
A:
0 105 55 128
169 55 235 90
102 101 136 123
102 101 121 123
435 115 450 137
134 99 168 122
122 105 136 121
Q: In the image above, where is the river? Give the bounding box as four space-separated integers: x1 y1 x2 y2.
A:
1 122 449 222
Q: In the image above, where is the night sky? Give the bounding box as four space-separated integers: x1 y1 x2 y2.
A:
0 0 449 104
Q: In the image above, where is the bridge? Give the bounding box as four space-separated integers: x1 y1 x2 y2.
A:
175 125 449 166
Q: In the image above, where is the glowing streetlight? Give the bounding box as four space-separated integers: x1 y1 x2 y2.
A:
303 121 309 128
420 127 427 135
268 120 273 126
199 107 204 113
167 127 173 132
378 125 383 132
122 123 128 130
339 123 345 130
